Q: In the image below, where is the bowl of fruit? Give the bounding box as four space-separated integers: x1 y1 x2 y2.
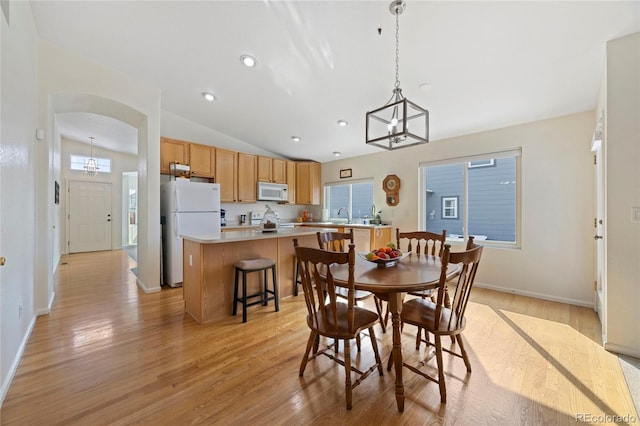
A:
358 242 411 268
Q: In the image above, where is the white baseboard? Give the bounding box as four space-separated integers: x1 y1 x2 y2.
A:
136 278 161 294
474 282 593 308
604 342 640 358
0 315 36 407
35 291 56 316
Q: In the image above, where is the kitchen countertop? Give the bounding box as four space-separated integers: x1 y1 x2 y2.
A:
297 222 393 229
181 226 336 244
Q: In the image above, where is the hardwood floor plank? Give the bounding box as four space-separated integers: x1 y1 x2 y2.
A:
1 250 636 425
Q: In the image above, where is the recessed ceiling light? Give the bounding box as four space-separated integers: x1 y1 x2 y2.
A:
240 54 257 67
419 83 432 91
291 136 301 142
337 120 348 127
333 151 342 157
202 92 216 101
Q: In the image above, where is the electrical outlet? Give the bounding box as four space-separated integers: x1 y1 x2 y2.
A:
18 304 22 319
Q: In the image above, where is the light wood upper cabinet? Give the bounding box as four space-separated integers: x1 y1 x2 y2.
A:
160 137 189 174
237 153 257 203
258 156 287 184
272 158 286 184
296 161 321 205
286 161 296 204
215 148 237 202
189 144 215 178
257 156 272 182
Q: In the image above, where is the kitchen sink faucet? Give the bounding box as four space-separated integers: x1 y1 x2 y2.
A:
337 207 351 223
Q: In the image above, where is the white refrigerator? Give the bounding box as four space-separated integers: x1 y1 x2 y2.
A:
161 180 221 287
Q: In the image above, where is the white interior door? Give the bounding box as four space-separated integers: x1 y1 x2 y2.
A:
592 116 605 329
69 181 112 253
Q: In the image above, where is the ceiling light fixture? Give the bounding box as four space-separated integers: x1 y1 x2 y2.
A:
333 151 342 157
365 0 429 150
337 120 348 127
84 137 99 176
202 92 216 101
240 54 257 67
291 136 301 142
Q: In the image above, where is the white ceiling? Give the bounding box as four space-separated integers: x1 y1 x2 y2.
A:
31 1 640 162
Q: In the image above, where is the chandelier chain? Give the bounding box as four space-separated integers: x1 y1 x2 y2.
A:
394 10 400 89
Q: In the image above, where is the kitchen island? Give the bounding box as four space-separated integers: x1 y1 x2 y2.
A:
181 227 334 324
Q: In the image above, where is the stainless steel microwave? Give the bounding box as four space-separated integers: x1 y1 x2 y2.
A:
257 182 288 202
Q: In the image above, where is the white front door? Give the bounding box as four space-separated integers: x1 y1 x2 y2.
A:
592 115 605 331
69 181 112 253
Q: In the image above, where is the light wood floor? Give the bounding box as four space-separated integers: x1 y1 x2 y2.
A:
1 250 636 425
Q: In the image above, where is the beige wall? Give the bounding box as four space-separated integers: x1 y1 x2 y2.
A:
601 32 640 357
323 111 596 307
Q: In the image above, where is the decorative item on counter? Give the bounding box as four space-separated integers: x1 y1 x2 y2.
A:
261 205 279 232
301 210 309 222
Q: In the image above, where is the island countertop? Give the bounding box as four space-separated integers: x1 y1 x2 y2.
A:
182 226 327 323
181 226 336 244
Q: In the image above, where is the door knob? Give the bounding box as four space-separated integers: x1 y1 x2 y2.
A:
0 257 5 266
594 235 603 240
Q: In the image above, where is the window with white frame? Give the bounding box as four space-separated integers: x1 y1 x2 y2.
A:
70 155 112 173
324 179 373 221
441 197 458 219
420 149 520 245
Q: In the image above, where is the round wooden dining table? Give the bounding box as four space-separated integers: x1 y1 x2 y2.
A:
329 252 459 412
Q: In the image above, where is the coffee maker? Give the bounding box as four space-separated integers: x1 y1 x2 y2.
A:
220 209 226 227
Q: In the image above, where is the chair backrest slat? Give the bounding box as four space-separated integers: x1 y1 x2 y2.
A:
317 229 354 252
396 229 447 256
433 242 483 331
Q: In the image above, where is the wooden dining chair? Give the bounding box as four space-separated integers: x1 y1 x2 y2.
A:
317 230 376 307
375 229 448 333
293 238 384 410
399 241 483 403
317 231 387 344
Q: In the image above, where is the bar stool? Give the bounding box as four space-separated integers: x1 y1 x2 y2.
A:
233 258 279 323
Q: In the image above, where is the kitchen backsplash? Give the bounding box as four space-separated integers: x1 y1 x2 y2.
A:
221 202 321 226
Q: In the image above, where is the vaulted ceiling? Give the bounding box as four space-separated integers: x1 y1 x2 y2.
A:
31 1 640 162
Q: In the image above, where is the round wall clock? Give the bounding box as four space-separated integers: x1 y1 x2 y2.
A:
383 174 401 206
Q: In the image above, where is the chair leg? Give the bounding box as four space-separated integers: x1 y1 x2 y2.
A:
300 330 317 376
356 334 361 352
242 271 248 323
434 334 446 403
272 265 279 312
456 334 472 372
313 333 320 354
386 349 394 371
373 296 386 333
344 338 352 410
293 260 300 296
262 269 269 306
415 327 422 350
232 268 239 316
368 326 384 376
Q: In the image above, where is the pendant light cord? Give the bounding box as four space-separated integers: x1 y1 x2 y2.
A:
394 10 400 91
